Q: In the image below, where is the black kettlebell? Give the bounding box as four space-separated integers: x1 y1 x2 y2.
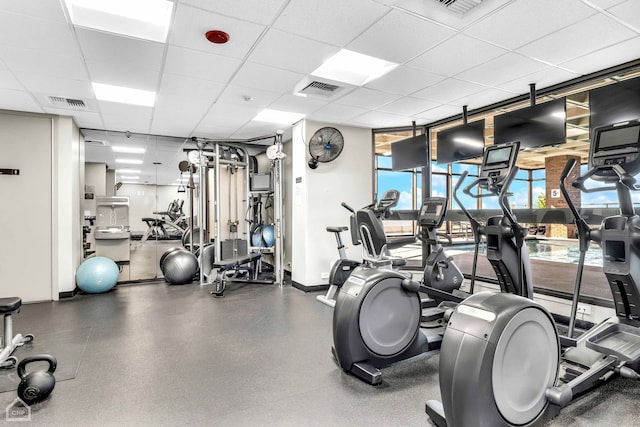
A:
17 354 57 405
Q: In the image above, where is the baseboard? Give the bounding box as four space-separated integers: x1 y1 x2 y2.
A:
292 280 329 293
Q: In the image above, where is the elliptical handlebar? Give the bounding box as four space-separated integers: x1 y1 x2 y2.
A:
498 164 520 227
341 202 355 213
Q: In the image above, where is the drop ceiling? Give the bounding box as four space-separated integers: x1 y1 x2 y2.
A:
0 0 639 183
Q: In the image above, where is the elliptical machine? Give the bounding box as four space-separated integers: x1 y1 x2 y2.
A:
426 120 640 427
317 190 401 308
418 197 464 297
332 141 531 386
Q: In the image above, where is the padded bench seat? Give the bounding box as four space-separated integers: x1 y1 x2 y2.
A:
0 297 21 314
213 252 261 269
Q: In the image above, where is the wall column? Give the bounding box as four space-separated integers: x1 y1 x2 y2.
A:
545 155 581 238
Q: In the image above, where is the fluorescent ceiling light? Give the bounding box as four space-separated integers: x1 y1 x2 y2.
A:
311 49 398 86
121 181 140 184
112 146 146 154
116 169 141 174
92 82 156 107
120 175 139 180
253 109 306 124
64 0 174 43
115 158 143 165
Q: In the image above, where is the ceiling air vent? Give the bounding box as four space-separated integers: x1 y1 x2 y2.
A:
48 96 87 110
298 81 343 98
85 140 107 146
433 0 484 14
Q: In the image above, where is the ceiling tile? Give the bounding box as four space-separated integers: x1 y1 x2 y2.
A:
216 85 282 108
0 0 67 22
163 46 242 84
269 94 328 115
43 108 104 129
0 62 24 90
0 88 42 113
86 60 160 92
199 104 261 129
465 0 596 50
408 34 508 77
378 97 440 116
76 29 165 72
0 12 79 57
393 0 512 31
102 115 151 134
248 29 339 75
412 78 487 104
17 74 94 100
584 0 627 9
170 4 266 58
231 121 284 139
0 46 89 81
335 87 400 109
364 66 445 95
231 62 305 93
154 95 212 121
607 0 640 30
455 53 549 88
307 103 369 124
498 67 581 94
180 0 289 25
350 110 409 128
450 88 516 109
414 104 463 122
158 73 225 103
561 36 640 75
99 101 153 120
347 10 455 63
273 0 390 47
517 13 637 65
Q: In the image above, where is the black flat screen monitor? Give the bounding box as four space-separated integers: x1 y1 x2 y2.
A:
494 98 566 149
436 120 485 164
590 77 640 131
391 133 428 171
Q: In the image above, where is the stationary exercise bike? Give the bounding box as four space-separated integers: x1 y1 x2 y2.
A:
417 197 464 298
426 120 640 427
317 190 401 308
332 141 530 386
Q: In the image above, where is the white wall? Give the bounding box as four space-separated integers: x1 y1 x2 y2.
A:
0 111 83 301
54 117 83 296
291 120 373 288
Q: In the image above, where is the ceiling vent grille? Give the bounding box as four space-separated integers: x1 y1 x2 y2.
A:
433 0 484 14
48 96 87 110
298 81 343 98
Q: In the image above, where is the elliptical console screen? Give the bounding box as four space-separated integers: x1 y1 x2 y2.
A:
591 121 640 179
419 198 446 227
479 141 519 184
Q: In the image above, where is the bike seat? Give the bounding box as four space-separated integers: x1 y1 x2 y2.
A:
0 297 21 313
326 226 348 233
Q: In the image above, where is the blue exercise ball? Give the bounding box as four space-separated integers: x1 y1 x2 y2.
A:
76 257 119 293
262 224 275 247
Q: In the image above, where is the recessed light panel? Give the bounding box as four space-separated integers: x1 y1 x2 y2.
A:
112 146 146 154
115 159 143 164
116 169 141 174
64 0 174 43
253 109 306 124
311 49 398 86
92 83 156 107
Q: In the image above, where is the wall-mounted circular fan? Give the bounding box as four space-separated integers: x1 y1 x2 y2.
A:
308 127 344 169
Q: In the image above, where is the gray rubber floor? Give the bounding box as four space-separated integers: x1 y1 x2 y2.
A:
0 282 638 426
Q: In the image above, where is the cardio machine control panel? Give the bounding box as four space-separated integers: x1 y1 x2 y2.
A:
478 141 520 189
590 120 640 181
418 197 447 228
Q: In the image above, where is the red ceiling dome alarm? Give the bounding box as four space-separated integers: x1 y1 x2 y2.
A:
205 30 230 44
